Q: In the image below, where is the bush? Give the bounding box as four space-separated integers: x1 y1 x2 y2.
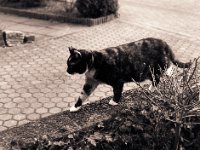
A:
20 0 45 7
76 0 119 18
0 0 20 4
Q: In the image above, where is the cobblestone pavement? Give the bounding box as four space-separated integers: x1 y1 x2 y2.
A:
120 0 200 41
0 0 200 132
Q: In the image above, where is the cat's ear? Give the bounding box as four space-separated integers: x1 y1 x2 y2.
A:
68 47 82 57
68 46 75 54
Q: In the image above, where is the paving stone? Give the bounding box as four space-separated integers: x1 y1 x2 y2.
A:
0 98 11 103
51 97 62 103
8 108 21 114
31 102 42 108
45 92 57 98
40 88 51 93
3 120 17 128
25 97 38 103
43 102 55 108
28 88 40 93
21 93 32 98
36 108 48 114
49 108 62 114
52 88 64 93
8 93 20 98
21 108 34 114
4 102 16 109
27 113 40 121
33 92 45 98
63 97 75 103
58 93 68 98
18 119 29 126
38 97 50 103
88 96 98 103
13 114 26 121
0 93 8 99
0 108 8 115
41 113 52 118
17 102 30 108
56 102 68 108
13 97 25 103
0 84 11 90
0 114 12 121
0 126 7 132
94 91 106 98
16 88 28 94
4 89 15 94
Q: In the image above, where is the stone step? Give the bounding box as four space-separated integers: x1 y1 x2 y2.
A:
3 30 25 47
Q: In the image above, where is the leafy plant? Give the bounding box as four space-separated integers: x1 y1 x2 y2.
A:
76 0 119 18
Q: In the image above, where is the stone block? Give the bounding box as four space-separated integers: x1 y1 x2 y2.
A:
0 30 5 47
4 30 25 47
24 35 35 43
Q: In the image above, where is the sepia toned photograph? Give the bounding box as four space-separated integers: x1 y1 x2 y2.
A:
0 0 199 149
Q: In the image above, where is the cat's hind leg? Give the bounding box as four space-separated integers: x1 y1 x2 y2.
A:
70 78 99 112
109 83 124 106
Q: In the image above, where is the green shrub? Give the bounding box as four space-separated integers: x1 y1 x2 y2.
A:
76 0 119 18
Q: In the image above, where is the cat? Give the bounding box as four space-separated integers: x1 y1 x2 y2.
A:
67 37 191 112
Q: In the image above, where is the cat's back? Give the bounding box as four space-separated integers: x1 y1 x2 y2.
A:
102 37 166 55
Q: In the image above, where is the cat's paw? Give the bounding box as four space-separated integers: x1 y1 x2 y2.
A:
109 99 119 106
70 106 81 112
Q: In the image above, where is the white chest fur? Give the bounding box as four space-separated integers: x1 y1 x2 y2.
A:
85 69 96 79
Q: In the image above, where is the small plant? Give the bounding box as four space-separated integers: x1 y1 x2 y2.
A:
134 57 200 149
76 0 119 18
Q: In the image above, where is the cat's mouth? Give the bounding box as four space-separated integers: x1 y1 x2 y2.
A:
66 68 75 75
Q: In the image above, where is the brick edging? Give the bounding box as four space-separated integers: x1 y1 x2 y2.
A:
0 6 119 26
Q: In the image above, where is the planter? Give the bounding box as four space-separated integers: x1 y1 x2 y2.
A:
0 6 119 26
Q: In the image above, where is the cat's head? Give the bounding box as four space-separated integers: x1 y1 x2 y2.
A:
67 47 88 74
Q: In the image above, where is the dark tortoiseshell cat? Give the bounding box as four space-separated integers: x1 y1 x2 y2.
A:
67 38 191 112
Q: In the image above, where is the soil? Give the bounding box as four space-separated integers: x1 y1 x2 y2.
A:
0 86 199 150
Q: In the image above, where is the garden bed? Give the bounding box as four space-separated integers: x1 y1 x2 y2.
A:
0 87 199 150
0 0 119 26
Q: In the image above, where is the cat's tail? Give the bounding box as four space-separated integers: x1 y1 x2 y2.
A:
167 46 192 68
171 59 192 68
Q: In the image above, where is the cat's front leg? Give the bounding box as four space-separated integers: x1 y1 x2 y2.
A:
70 78 99 112
109 83 124 106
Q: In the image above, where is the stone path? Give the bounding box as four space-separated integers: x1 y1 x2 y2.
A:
0 0 200 132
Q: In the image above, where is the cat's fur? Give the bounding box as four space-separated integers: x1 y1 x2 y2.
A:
67 37 191 112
